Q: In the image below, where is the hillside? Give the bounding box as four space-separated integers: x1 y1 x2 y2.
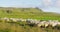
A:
0 7 60 32
0 7 60 20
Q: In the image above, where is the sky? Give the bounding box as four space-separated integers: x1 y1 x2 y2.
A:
0 0 60 13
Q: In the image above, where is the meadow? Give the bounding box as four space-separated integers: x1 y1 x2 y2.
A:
0 7 60 20
0 7 60 32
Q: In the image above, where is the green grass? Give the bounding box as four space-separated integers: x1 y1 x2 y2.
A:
0 8 60 20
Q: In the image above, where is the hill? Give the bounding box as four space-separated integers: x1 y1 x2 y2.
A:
0 7 60 20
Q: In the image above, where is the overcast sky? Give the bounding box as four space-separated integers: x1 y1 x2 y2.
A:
0 0 60 13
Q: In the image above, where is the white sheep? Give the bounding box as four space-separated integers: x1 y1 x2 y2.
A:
3 17 10 21
19 18 26 22
34 21 40 24
44 22 49 28
37 23 45 27
57 22 60 25
49 21 58 27
37 21 46 27
26 19 35 24
31 19 40 24
51 22 58 27
0 17 10 22
9 18 17 22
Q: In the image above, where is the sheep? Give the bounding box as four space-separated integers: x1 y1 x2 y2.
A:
15 18 22 22
37 22 45 28
30 19 40 24
48 20 58 28
0 17 60 29
34 20 40 24
55 22 60 29
37 21 46 28
44 22 49 28
37 20 59 28
26 19 32 26
26 19 40 27
57 22 60 25
9 18 17 22
3 17 10 22
26 19 40 24
19 18 26 22
0 17 10 22
37 23 43 27
26 19 34 24
51 22 58 28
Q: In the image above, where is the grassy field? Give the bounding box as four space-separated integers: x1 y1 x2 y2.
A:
0 20 60 32
0 7 60 32
0 7 60 20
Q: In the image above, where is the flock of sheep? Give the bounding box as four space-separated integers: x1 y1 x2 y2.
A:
0 17 60 28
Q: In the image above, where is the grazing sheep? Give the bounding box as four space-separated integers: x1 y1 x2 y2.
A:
9 18 17 22
31 19 40 24
3 17 10 22
0 17 10 22
57 22 60 25
48 20 58 28
19 18 26 22
51 22 58 28
55 22 60 29
26 19 34 24
37 21 46 28
34 21 40 24
44 22 49 28
15 18 22 22
37 23 42 27
0 17 60 29
37 23 44 28
26 19 39 24
26 19 35 26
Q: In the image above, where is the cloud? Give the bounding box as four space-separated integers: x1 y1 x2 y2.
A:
42 0 52 7
55 0 60 7
40 0 60 13
42 0 60 8
41 6 60 13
